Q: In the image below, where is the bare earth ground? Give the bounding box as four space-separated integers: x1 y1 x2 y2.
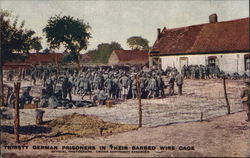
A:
1 78 250 157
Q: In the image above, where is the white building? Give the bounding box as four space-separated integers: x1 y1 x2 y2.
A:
149 14 250 75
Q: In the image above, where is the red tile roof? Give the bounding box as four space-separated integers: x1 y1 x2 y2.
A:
151 17 249 56
110 50 149 65
26 53 63 64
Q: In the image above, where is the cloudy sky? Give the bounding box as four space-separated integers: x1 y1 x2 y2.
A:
1 0 249 53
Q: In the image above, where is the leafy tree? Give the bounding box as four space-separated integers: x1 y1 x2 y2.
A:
0 10 42 61
31 37 42 53
87 41 123 64
126 36 149 50
43 15 91 67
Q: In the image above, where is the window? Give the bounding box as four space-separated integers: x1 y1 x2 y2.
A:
208 56 217 67
245 54 250 70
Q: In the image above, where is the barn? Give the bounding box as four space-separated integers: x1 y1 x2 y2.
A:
149 14 250 75
108 50 149 65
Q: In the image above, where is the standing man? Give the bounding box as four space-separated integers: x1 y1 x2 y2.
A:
175 72 184 95
119 73 130 100
168 73 175 96
62 78 73 101
241 80 250 122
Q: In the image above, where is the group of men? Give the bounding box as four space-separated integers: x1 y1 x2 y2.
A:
23 65 184 107
178 64 248 80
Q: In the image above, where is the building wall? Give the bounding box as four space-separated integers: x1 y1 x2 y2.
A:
108 52 119 65
160 52 249 75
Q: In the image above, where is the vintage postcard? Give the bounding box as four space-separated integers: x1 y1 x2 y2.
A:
0 0 249 157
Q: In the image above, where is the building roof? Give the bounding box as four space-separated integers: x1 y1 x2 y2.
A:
151 17 249 56
25 53 63 64
110 50 149 65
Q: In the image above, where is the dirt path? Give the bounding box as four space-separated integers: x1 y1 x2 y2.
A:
1 112 249 157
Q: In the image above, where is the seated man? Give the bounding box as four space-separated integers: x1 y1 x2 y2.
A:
48 93 61 109
98 88 107 105
20 87 33 108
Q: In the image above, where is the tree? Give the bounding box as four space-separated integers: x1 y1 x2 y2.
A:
43 15 91 68
0 10 42 61
31 37 42 53
0 10 42 105
87 41 123 64
126 36 149 50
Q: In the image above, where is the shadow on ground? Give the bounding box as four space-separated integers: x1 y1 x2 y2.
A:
0 125 52 135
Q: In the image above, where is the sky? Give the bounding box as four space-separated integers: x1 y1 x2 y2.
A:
1 0 249 53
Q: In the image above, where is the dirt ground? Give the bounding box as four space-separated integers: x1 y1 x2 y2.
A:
1 78 249 157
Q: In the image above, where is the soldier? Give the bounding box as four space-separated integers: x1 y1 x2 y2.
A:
240 80 250 121
205 65 210 79
80 76 91 99
199 65 205 79
104 75 114 99
131 76 137 99
31 69 36 85
48 93 61 109
147 74 158 98
139 73 146 98
190 66 196 79
157 74 165 98
7 87 15 108
119 73 131 100
7 70 14 81
168 73 175 96
20 87 33 109
112 74 120 100
214 65 220 79
45 79 54 98
62 78 72 101
195 66 200 79
42 69 49 87
181 65 187 79
98 88 107 105
175 72 184 95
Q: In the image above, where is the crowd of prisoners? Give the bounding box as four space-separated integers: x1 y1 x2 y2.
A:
5 64 248 109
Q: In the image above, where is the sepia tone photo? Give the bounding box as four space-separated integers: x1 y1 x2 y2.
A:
0 0 249 157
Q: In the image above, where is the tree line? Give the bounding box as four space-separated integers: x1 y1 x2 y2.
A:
1 10 150 65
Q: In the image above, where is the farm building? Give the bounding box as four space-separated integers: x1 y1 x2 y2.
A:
108 50 149 65
3 53 92 70
149 14 250 75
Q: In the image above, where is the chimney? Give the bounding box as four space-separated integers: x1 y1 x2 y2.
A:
209 13 218 23
157 28 161 40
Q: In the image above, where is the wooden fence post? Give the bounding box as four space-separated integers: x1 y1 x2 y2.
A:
136 75 142 128
14 82 21 143
223 76 230 114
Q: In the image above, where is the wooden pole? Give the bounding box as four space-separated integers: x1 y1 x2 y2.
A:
14 82 21 143
136 75 142 128
223 76 230 114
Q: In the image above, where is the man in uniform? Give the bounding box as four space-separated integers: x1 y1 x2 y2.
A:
158 74 165 98
119 73 130 100
241 80 250 121
104 75 114 99
168 73 175 96
175 72 184 95
62 78 73 101
20 87 33 109
131 76 137 99
147 74 158 98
